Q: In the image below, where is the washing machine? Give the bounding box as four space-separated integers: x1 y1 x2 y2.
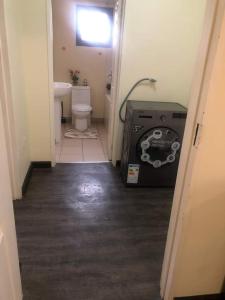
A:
121 100 187 187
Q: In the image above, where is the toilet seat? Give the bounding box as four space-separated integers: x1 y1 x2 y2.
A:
72 104 92 112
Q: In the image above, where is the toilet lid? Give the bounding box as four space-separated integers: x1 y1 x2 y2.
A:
72 104 92 112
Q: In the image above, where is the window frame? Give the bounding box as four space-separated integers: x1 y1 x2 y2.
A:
76 5 114 48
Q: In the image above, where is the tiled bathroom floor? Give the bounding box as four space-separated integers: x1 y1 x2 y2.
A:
55 122 109 163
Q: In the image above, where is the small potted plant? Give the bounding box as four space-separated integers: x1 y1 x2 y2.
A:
69 69 80 86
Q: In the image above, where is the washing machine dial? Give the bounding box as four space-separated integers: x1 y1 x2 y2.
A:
138 127 181 168
160 114 167 122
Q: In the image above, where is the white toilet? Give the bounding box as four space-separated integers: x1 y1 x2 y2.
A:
72 86 92 131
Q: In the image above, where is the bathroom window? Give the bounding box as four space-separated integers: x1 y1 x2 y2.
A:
76 5 114 48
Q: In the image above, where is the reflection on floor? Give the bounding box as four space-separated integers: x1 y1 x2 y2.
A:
56 122 109 163
14 163 173 300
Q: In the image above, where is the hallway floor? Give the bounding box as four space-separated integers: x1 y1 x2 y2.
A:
14 163 173 300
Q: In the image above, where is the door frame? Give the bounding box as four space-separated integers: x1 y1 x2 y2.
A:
107 0 126 160
0 0 21 199
47 0 126 163
0 3 23 299
46 0 56 167
160 0 225 298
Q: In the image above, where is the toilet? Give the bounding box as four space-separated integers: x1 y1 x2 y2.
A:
72 86 92 131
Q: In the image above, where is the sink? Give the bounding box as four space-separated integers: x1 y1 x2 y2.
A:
54 82 72 98
53 82 72 144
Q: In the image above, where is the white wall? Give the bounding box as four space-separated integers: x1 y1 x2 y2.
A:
52 0 113 119
113 0 207 162
20 0 52 161
4 0 53 169
4 0 30 189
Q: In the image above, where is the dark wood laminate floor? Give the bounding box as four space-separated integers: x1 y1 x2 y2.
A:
14 163 173 300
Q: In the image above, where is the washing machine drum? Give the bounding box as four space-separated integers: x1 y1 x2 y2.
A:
137 127 181 168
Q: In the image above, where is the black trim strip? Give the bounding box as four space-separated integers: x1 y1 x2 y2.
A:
22 161 52 196
116 160 121 167
32 161 52 168
22 163 32 196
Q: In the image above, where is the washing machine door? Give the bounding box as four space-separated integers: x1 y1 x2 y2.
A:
137 127 181 168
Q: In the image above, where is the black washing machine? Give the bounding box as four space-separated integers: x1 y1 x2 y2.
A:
121 100 187 187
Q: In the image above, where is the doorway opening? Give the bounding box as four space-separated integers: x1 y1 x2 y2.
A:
52 0 120 163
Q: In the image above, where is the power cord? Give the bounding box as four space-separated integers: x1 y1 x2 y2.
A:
119 78 157 123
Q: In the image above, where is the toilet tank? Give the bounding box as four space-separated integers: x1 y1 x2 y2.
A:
72 86 91 106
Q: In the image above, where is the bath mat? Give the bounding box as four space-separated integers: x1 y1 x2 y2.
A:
64 127 99 139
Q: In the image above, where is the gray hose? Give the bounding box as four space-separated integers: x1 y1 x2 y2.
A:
119 78 157 123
